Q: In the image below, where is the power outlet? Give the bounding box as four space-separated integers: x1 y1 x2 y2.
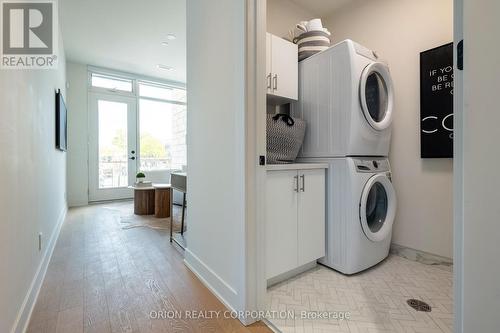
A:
38 233 42 251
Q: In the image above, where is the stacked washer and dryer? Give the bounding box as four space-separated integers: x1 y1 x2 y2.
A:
292 40 397 275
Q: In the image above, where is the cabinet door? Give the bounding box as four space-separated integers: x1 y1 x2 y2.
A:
271 35 298 100
266 170 298 279
266 33 272 93
297 169 326 266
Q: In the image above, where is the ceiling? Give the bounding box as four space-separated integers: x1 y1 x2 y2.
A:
60 0 186 83
289 0 353 17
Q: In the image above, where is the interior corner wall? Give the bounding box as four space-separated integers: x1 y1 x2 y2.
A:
0 35 67 333
66 62 89 207
185 0 247 314
266 0 315 39
324 0 454 258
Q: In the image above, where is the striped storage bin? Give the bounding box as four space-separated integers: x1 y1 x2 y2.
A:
294 31 331 61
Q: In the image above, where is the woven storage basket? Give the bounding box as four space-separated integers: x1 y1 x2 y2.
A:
267 114 306 164
294 30 331 61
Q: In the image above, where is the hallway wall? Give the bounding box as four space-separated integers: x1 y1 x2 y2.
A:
0 36 67 333
66 62 89 207
186 0 248 316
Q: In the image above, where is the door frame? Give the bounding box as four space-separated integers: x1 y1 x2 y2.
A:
246 0 465 330
88 92 137 202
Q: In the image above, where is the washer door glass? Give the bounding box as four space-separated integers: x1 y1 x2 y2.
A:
360 174 396 242
365 182 388 233
359 62 394 131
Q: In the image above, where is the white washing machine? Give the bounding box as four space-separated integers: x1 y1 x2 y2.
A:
300 157 397 274
292 39 394 157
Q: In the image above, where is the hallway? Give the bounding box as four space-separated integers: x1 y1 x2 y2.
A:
27 202 270 333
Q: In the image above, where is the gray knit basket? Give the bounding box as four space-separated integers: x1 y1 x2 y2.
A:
267 114 306 164
294 30 331 61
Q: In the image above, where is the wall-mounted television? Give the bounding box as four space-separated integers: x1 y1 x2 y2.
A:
56 89 67 151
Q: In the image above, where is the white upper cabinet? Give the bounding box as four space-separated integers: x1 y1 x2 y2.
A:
266 33 298 101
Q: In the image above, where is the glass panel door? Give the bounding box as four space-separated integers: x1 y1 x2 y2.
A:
89 93 137 201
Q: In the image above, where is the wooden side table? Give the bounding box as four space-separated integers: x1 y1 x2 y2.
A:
153 184 171 218
129 186 155 215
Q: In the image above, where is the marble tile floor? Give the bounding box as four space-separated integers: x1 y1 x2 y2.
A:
267 255 453 333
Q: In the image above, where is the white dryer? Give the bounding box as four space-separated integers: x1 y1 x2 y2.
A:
300 157 397 274
292 39 394 157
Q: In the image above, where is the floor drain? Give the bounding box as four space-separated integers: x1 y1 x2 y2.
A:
407 299 432 312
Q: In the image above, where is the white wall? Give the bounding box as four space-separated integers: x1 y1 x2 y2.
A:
324 0 454 258
458 0 500 330
185 0 247 314
67 62 89 206
0 38 67 332
267 0 315 39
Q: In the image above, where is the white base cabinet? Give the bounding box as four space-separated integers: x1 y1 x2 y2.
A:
265 166 326 280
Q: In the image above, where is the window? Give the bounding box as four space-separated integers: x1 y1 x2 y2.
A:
88 70 187 173
138 82 186 102
91 73 133 92
139 100 186 171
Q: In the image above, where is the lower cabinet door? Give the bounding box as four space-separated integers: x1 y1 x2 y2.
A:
297 169 326 266
265 170 298 279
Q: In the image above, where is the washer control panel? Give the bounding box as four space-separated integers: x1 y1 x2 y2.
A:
354 158 390 173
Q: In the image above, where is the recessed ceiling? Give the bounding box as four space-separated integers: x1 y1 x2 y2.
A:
60 0 185 84
289 0 353 17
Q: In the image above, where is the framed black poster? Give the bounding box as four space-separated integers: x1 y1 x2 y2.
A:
420 42 454 158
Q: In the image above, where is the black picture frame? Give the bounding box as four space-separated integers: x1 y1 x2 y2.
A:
55 89 67 151
420 42 454 158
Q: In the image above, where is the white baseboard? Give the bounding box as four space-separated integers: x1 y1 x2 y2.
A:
184 249 241 320
11 205 68 333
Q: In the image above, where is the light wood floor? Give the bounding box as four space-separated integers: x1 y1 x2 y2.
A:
27 201 271 333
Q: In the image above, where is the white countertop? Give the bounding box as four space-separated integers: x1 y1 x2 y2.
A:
266 163 329 171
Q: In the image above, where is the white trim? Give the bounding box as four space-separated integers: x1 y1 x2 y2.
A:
261 319 282 333
87 65 186 89
244 0 268 326
11 206 68 333
453 0 463 331
184 249 240 313
359 62 394 131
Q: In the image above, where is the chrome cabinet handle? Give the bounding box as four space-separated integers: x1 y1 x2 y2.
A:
300 175 305 192
267 73 272 89
294 175 299 192
273 74 278 90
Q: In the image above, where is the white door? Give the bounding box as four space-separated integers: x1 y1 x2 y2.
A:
271 35 298 100
297 169 326 266
265 170 298 279
359 62 394 130
89 93 137 201
359 173 396 242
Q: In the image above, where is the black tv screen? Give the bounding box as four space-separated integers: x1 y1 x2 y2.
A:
56 89 67 151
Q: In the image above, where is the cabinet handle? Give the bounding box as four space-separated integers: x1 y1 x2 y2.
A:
294 175 299 192
273 74 278 90
266 73 272 89
300 174 305 192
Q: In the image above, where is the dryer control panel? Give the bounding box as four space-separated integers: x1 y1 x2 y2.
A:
353 158 390 173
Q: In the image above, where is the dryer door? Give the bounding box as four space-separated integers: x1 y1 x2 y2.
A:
359 62 394 131
359 173 396 242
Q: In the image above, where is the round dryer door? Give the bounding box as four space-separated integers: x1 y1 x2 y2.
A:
359 173 396 242
359 62 394 131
